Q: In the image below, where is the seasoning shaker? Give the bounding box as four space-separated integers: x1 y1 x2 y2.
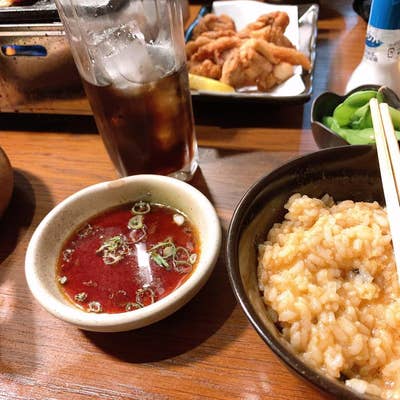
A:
346 0 400 96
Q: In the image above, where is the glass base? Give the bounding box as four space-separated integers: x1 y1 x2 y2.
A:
168 156 198 182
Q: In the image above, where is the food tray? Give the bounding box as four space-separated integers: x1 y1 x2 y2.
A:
186 1 319 104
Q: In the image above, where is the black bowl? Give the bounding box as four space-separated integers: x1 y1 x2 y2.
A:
226 145 383 399
311 85 380 149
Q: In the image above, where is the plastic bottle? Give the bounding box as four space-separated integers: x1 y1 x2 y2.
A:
346 0 400 96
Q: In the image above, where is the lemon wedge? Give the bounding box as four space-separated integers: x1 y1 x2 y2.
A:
189 73 235 93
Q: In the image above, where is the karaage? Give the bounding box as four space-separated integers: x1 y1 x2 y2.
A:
192 14 236 39
220 38 310 91
186 11 311 92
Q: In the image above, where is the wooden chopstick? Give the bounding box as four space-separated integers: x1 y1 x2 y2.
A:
380 103 400 195
370 98 400 283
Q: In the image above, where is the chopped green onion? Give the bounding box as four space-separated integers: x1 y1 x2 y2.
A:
148 238 173 251
173 262 192 274
148 239 175 270
132 201 151 215
151 252 170 269
75 292 87 302
96 235 124 253
103 253 124 265
163 245 176 258
128 214 143 230
88 301 103 313
96 235 130 265
148 239 197 274
173 246 195 274
136 286 155 306
62 248 74 262
175 246 190 261
125 302 143 311
77 224 94 238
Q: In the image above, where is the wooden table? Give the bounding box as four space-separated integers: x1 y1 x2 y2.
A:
0 1 368 399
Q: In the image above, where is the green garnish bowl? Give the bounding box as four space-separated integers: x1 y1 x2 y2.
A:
311 85 380 149
25 174 221 332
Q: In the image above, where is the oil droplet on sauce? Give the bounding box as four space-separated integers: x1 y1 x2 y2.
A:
57 202 199 314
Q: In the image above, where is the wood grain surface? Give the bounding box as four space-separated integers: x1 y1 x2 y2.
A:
0 1 367 399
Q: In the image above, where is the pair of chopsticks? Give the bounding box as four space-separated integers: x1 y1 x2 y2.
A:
370 98 400 282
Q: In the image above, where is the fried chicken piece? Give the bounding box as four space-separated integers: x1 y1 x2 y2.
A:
194 30 238 40
220 46 275 90
187 36 241 80
221 38 311 91
188 59 223 80
192 14 236 39
186 30 237 59
239 11 294 48
190 36 241 63
186 35 213 59
253 39 312 71
240 25 294 48
240 11 290 35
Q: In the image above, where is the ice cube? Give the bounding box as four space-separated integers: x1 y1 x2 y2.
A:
83 15 177 86
114 43 173 84
84 21 142 85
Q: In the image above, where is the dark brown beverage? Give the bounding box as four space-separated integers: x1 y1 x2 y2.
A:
82 67 197 178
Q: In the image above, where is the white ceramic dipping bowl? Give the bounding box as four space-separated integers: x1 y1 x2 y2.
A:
25 175 221 332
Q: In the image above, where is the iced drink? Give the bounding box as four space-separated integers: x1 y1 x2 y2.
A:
83 66 196 178
55 0 198 180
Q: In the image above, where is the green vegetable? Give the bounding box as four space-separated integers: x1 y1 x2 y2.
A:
333 90 377 127
349 103 372 130
322 88 400 145
325 124 400 145
323 116 340 131
342 90 378 108
388 106 400 130
332 103 354 127
335 128 376 145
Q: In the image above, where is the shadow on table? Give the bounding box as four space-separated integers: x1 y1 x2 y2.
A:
193 99 307 129
0 169 53 376
0 99 307 133
0 113 98 134
84 170 241 363
0 169 36 269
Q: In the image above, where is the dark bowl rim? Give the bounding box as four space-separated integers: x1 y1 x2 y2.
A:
226 145 378 400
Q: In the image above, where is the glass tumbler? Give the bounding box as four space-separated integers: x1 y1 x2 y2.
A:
55 0 198 181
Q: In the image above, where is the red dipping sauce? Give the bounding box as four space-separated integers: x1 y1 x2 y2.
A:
57 202 199 314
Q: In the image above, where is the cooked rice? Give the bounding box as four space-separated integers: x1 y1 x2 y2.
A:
258 194 400 399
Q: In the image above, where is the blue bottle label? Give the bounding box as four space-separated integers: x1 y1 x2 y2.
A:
364 26 400 63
